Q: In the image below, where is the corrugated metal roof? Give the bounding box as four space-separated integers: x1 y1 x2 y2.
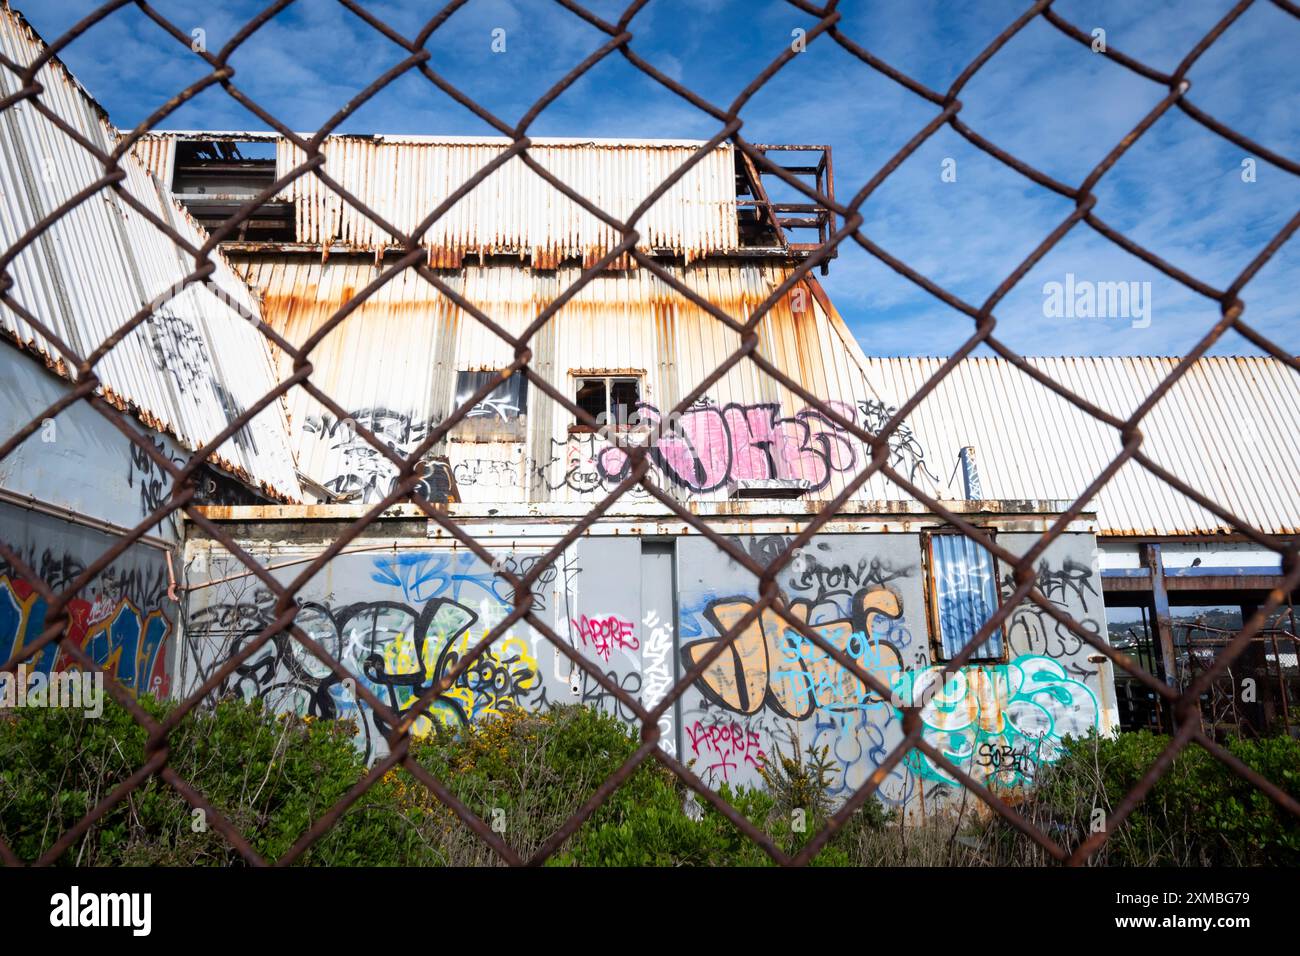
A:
860 355 1300 538
0 7 301 501
234 249 1300 537
132 131 739 268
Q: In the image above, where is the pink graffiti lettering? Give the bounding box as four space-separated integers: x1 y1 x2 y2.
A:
572 614 639 662
598 400 859 493
686 719 767 782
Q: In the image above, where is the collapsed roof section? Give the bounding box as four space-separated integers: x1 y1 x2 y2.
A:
0 5 302 502
131 131 837 270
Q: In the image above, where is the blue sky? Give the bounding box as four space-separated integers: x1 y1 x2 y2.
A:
16 0 1300 357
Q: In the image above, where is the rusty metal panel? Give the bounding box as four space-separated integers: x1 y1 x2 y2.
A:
127 132 174 186
232 254 917 508
134 132 739 266
4 0 1299 870
232 234 1300 537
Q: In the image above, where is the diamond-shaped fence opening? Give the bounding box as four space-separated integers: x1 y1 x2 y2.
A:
0 0 1298 868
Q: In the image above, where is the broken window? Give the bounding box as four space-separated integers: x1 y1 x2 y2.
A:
927 533 1005 661
170 139 294 242
454 370 527 421
573 375 641 429
452 370 527 441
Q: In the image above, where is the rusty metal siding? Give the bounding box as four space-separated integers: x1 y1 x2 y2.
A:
232 254 927 508
232 243 1299 534
0 11 301 502
127 133 174 188
132 132 739 265
275 135 739 264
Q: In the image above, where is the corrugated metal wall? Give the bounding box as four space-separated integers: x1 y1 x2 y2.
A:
0 10 301 501
232 244 1300 537
859 356 1300 537
232 254 910 509
133 133 739 267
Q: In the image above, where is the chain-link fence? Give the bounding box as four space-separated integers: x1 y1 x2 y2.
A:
1 0 1298 867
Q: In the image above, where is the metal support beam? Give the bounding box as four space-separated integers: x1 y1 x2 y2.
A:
1143 543 1179 731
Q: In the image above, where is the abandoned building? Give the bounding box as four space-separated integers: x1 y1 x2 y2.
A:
1 6 1296 816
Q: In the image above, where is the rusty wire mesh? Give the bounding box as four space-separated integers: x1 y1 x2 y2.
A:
1 0 1299 867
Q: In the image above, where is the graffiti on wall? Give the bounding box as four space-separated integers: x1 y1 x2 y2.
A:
642 608 676 757
1001 557 1104 677
126 435 186 517
681 589 905 721
679 592 912 794
182 534 1109 807
894 655 1100 788
597 399 859 493
452 455 524 491
533 433 650 497
125 433 257 514
219 596 538 753
189 552 558 759
686 719 767 784
536 396 937 498
571 613 639 663
303 407 447 503
147 312 261 457
856 398 940 485
0 573 171 697
446 393 940 503
677 537 1107 803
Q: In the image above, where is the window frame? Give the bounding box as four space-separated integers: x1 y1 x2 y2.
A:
569 372 643 433
452 369 528 423
923 529 1009 663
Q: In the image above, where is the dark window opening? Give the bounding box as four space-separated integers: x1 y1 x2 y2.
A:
927 533 1005 661
610 379 639 424
573 376 641 429
453 370 527 441
575 378 606 424
454 370 527 421
171 139 294 242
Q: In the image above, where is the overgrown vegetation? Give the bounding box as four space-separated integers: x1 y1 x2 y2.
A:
972 730 1300 866
0 695 419 865
0 696 888 865
1 697 1295 865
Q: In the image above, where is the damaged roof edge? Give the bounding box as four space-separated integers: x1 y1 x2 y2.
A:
0 5 304 504
135 130 735 148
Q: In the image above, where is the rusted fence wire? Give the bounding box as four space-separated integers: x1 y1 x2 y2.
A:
1 0 1298 867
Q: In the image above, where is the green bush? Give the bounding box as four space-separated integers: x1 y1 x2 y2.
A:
978 730 1300 866
404 705 885 866
0 697 889 866
0 695 421 865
